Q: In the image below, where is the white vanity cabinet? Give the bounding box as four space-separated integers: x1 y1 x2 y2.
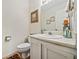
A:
29 38 42 59
29 37 76 59
42 42 75 59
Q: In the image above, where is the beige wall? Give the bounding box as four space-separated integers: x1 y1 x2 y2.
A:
2 0 42 57
29 0 41 34
2 0 30 57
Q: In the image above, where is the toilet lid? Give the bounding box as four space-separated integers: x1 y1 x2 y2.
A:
17 43 31 49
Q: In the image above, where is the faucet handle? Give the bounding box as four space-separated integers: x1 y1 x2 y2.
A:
55 29 58 31
48 32 52 35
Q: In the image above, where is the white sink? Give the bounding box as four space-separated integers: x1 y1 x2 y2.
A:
30 34 76 48
37 34 63 39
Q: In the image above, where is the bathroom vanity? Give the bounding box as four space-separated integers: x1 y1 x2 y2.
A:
29 34 76 59
29 1 77 59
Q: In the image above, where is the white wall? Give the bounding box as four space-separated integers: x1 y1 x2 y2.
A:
29 0 41 34
2 0 30 57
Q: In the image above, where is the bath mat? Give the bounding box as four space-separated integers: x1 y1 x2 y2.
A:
3 52 22 59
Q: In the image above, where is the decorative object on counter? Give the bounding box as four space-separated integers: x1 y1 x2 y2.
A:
64 0 75 38
31 9 38 23
64 18 69 26
63 18 72 38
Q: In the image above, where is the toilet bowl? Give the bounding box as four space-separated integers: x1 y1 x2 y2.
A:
17 43 31 59
17 43 31 52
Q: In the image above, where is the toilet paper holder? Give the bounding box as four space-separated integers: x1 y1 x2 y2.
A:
5 36 11 42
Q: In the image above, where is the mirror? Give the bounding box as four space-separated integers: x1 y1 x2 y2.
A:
40 0 76 37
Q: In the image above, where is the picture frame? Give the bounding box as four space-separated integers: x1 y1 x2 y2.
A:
31 10 38 23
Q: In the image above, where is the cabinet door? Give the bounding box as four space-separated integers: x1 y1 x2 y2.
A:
42 43 74 59
30 38 42 59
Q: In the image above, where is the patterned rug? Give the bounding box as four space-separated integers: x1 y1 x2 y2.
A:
3 52 30 59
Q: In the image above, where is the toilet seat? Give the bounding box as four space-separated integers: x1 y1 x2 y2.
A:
17 43 31 52
17 43 31 49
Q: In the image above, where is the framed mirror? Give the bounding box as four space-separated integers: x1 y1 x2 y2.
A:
40 0 76 37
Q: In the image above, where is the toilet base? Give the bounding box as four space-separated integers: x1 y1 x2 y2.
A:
21 50 30 59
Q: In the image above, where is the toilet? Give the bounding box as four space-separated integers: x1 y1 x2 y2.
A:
17 43 31 59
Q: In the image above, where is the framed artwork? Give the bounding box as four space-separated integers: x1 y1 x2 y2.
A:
31 10 38 23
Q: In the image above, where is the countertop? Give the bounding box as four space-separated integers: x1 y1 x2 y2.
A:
29 34 76 49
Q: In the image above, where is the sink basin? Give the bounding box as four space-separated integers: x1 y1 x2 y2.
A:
37 34 63 39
